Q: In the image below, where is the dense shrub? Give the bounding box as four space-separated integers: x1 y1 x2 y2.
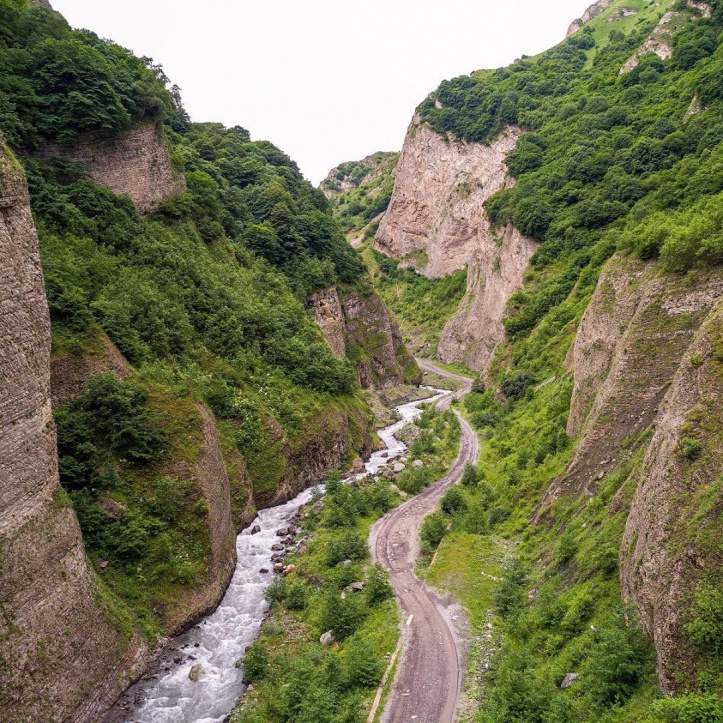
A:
421 512 448 551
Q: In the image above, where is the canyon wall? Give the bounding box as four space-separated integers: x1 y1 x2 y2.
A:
540 254 723 689
41 121 185 214
438 223 536 373
308 285 421 389
375 118 532 373
376 122 523 279
0 139 146 723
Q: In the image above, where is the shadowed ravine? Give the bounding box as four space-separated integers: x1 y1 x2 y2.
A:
370 360 478 723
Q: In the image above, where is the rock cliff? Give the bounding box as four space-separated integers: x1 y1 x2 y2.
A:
621 298 723 692
41 121 185 214
376 121 523 278
546 256 723 504
375 118 532 373
0 139 146 723
437 223 536 373
307 285 347 359
540 254 723 689
308 285 421 389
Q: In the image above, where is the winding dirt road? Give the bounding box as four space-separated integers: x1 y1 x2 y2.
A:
369 360 478 723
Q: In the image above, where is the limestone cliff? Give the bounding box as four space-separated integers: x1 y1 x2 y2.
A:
376 121 523 279
0 139 146 723
437 223 536 373
41 121 185 214
539 254 723 689
375 118 532 373
308 285 421 389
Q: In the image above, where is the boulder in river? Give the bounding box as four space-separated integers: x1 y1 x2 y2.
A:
350 457 365 474
250 524 261 535
188 664 205 682
276 528 289 537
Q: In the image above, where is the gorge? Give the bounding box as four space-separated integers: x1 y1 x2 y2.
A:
1 0 723 721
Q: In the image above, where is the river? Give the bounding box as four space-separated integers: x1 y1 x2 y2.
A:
111 387 448 723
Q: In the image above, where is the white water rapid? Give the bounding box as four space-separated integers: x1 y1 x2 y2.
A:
111 387 449 723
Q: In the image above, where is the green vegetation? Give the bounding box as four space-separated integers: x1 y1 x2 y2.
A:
371 252 467 355
232 405 460 722
418 0 722 343
0 0 382 642
321 152 398 238
0 0 173 147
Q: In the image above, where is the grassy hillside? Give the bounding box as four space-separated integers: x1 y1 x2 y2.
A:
322 152 398 244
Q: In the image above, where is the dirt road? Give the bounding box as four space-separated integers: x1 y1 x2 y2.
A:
369 360 478 723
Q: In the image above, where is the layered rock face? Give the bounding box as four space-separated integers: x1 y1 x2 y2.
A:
541 254 723 689
438 223 536 372
0 140 145 722
307 285 347 358
308 285 421 389
376 122 523 278
376 119 532 373
41 121 185 213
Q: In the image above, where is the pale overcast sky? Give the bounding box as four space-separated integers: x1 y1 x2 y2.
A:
51 1 593 184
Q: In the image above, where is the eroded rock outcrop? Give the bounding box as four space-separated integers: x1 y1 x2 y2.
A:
544 255 723 506
308 285 421 388
538 253 723 689
376 122 523 278
438 223 536 372
620 10 680 73
621 298 723 692
0 139 146 723
567 0 613 35
41 121 185 213
307 285 347 359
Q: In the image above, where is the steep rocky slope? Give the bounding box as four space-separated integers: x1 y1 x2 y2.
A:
0 139 146 723
437 223 536 372
375 122 523 278
533 253 723 693
307 283 420 388
41 121 185 213
372 120 533 373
